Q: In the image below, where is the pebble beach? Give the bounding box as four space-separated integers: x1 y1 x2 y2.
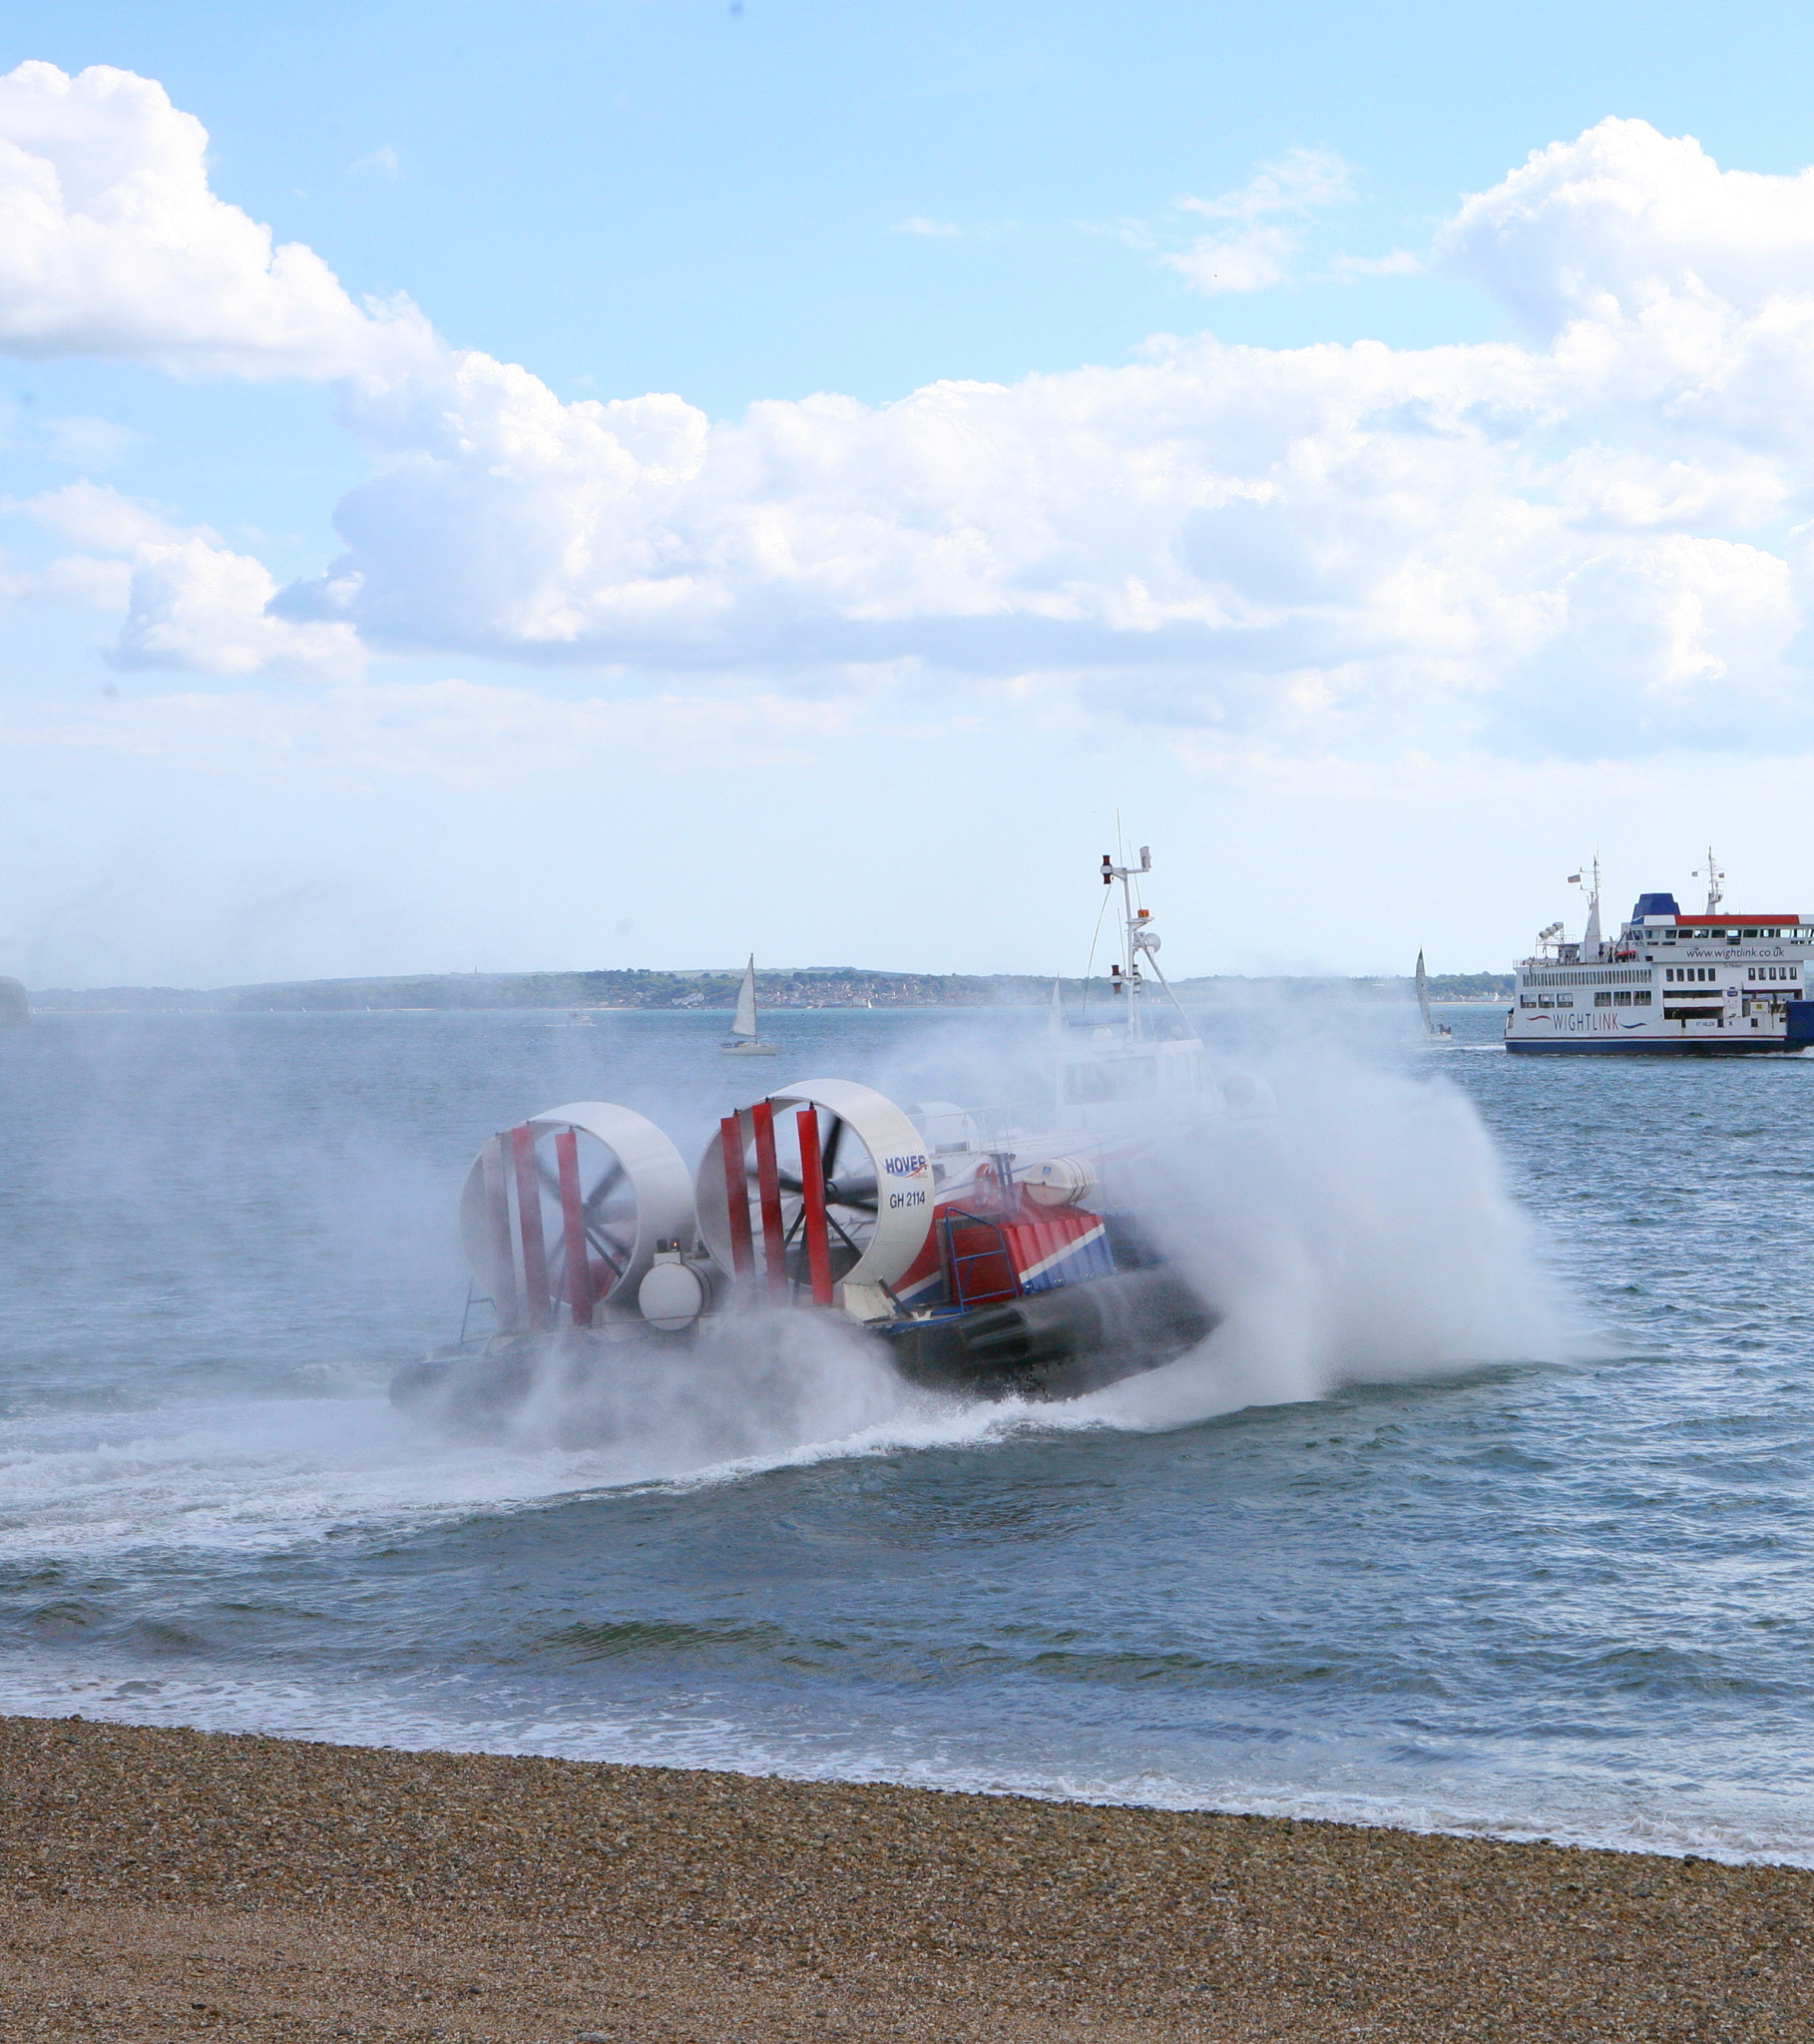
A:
2 1715 1809 2042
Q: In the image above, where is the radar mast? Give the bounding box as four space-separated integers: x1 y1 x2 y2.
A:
1693 848 1725 916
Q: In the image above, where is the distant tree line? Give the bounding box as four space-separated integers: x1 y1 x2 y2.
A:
26 965 1517 1012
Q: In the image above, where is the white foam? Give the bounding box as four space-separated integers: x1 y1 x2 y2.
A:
0 1036 1585 1559
5 1665 1808 1868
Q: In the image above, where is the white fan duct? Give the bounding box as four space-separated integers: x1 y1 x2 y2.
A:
695 1077 938 1312
459 1101 695 1330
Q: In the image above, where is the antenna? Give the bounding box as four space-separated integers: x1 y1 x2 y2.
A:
1692 847 1724 916
1568 856 1603 958
1101 841 1164 1042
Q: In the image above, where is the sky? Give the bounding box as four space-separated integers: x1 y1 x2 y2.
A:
7 2 1814 985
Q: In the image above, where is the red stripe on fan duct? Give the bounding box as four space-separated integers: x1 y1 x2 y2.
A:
751 1100 787 1301
719 1114 754 1279
510 1123 551 1329
555 1128 591 1326
796 1107 833 1306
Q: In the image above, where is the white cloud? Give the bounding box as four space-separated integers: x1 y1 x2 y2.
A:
1178 148 1351 222
266 272 1814 757
0 551 131 610
1165 224 1297 293
348 145 400 182
1 677 852 787
20 478 188 552
113 538 362 679
1436 116 1814 336
0 61 432 377
1158 149 1351 296
7 71 1814 765
9 482 361 679
893 216 961 238
1336 250 1423 278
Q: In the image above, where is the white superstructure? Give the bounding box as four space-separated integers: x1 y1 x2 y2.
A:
1505 856 1814 1054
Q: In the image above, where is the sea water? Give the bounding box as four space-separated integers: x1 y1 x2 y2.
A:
1 1002 1811 1863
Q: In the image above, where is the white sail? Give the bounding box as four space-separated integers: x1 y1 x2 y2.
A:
1416 949 1435 1035
731 955 758 1039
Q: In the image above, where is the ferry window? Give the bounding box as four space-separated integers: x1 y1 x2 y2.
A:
1614 990 1631 1006
1744 928 1759 938
1594 991 1611 1007
1635 991 1651 1005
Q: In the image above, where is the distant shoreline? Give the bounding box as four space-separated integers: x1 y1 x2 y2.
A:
2 1713 1804 2042
20 967 1516 1015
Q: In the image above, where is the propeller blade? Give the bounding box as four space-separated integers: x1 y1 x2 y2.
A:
822 1114 846 1179
584 1225 628 1277
583 1159 627 1216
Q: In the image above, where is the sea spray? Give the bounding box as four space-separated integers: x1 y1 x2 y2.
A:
1089 1042 1581 1429
488 1306 921 1471
411 1026 1581 1477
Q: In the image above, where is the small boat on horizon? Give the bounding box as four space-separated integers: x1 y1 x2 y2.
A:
1416 951 1453 1039
720 955 780 1056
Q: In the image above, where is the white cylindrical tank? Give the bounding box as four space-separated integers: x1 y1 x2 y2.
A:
638 1252 720 1332
1019 1155 1097 1208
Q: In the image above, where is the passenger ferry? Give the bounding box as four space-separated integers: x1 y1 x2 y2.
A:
1505 855 1814 1054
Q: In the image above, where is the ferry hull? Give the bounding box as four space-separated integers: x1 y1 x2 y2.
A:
1508 997 1814 1054
1506 1035 1799 1055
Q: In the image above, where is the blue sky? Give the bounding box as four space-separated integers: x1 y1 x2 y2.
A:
7 3 1814 984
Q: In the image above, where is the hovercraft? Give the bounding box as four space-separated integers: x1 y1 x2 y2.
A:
392 850 1255 1422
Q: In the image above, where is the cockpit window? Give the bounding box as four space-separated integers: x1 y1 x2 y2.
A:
1063 1056 1159 1103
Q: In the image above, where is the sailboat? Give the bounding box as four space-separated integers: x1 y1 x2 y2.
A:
1415 950 1453 1039
720 955 779 1056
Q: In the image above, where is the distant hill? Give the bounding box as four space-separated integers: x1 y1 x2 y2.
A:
26 966 1515 1013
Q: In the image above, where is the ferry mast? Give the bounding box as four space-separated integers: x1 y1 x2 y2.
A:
1693 847 1725 916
